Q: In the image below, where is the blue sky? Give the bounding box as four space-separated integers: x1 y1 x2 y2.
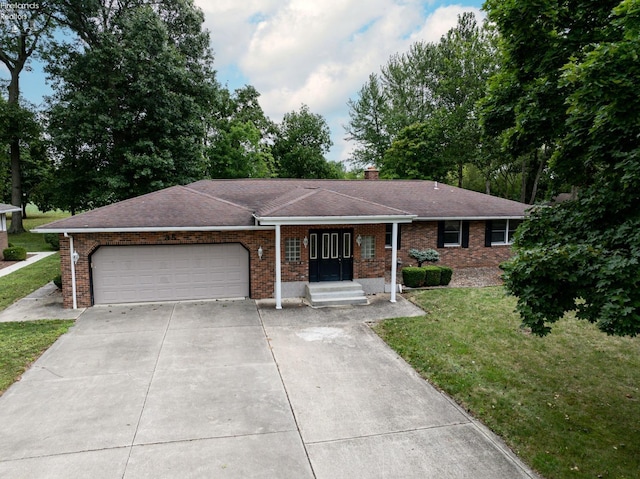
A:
3 0 485 165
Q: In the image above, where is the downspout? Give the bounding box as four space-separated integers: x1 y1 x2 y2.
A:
64 232 78 310
390 222 398 303
275 224 282 309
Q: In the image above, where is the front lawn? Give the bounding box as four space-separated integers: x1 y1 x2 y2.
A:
375 287 640 479
0 253 61 311
0 320 74 395
7 205 70 251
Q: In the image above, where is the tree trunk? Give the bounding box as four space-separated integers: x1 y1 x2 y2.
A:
7 71 24 234
529 149 544 205
485 178 491 195
520 155 528 204
457 161 463 188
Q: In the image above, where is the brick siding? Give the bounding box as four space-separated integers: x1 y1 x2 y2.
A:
58 221 512 309
386 221 514 270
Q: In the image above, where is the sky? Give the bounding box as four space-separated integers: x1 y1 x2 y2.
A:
4 0 484 165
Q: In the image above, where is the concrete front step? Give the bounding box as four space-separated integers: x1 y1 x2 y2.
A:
306 281 368 307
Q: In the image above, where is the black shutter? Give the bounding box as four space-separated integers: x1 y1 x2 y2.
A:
485 220 493 247
437 221 445 248
462 221 470 248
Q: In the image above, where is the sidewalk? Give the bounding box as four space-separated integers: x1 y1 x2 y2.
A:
0 251 57 278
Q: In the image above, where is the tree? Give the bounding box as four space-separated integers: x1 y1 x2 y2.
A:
0 101 51 215
45 0 217 212
346 14 498 187
273 104 341 179
206 86 275 178
0 1 56 232
500 0 640 336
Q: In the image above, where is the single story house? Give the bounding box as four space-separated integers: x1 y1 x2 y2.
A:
1 203 22 259
36 172 528 309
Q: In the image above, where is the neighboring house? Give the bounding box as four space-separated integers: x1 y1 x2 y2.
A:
36 171 528 309
0 203 22 259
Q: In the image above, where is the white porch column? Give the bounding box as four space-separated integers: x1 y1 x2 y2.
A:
275 223 282 309
390 222 398 303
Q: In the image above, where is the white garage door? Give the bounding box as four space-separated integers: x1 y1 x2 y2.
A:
91 244 250 304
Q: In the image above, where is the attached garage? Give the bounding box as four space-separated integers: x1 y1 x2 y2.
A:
91 243 250 304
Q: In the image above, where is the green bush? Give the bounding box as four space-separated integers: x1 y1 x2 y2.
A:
408 248 440 267
402 267 426 288
53 274 62 289
2 246 27 261
439 266 453 286
44 233 60 251
423 266 442 286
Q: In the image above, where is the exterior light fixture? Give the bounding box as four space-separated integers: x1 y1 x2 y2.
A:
72 251 80 264
356 235 362 246
303 236 308 248
258 246 263 259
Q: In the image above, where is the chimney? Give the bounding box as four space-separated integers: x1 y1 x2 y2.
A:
364 167 379 180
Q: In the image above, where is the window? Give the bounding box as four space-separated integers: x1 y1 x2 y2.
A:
285 238 301 262
490 219 522 245
385 224 402 248
310 233 318 259
360 235 375 259
444 220 462 246
343 232 352 258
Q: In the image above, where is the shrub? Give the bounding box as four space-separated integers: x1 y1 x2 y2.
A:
53 274 62 289
439 266 453 286
3 246 27 261
408 248 440 267
402 267 426 288
423 266 442 286
44 233 60 251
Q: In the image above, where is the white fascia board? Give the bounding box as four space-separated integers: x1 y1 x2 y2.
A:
255 215 417 226
32 225 276 234
1 207 21 214
414 215 527 221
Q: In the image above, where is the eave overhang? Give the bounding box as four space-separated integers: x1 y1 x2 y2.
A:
254 214 417 226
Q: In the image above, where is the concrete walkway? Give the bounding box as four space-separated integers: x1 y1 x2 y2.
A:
0 296 540 478
0 251 57 278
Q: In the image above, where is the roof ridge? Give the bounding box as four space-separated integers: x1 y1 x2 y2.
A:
323 187 411 215
179 185 252 212
257 187 319 216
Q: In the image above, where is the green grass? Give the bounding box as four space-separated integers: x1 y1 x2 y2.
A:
375 287 640 479
7 205 69 252
0 320 74 395
0 253 60 311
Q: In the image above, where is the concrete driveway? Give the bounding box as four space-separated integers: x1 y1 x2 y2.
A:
0 296 539 478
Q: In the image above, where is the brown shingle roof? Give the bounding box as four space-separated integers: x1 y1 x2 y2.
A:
36 179 529 232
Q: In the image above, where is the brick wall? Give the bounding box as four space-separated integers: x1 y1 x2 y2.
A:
59 230 275 309
58 224 388 309
279 224 386 281
386 221 514 270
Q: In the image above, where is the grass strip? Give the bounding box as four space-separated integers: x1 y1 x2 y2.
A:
374 287 640 479
0 320 74 395
0 254 60 311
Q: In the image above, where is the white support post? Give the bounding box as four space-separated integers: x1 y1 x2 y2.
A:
66 233 78 310
275 224 282 309
390 222 398 303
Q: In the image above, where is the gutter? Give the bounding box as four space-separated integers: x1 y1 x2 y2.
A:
414 215 527 221
254 214 417 226
64 232 78 310
33 225 275 234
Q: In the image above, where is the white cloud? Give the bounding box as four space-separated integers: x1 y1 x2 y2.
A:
196 0 484 163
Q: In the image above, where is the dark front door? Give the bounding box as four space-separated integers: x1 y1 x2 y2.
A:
309 229 353 282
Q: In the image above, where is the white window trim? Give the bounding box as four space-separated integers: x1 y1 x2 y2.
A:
444 220 462 247
491 219 520 246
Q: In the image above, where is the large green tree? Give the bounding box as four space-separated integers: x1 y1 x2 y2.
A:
273 104 342 179
346 13 497 186
206 86 275 178
0 1 56 232
500 0 640 336
45 0 217 212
